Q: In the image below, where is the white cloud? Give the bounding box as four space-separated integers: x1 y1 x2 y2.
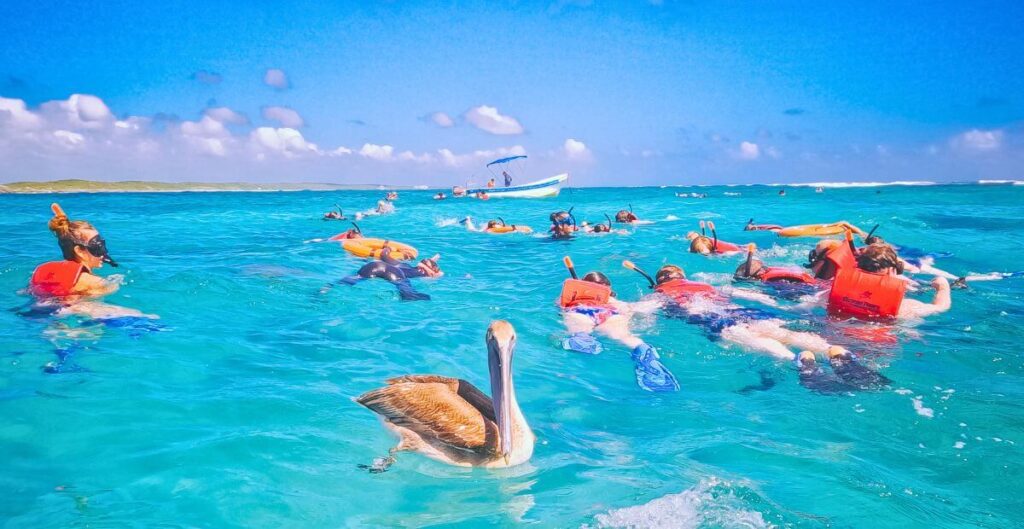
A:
437 145 526 167
179 116 229 138
204 107 249 125
0 97 44 129
464 105 524 135
429 111 454 128
40 93 113 129
53 130 85 148
765 146 781 159
951 129 1003 152
359 143 394 161
563 138 592 161
737 141 760 160
262 106 305 128
250 127 316 155
264 68 290 90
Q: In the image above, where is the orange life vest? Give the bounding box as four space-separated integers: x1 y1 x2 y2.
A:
760 267 816 284
559 279 612 308
712 240 742 253
827 268 905 320
30 261 86 298
824 243 857 274
654 278 717 303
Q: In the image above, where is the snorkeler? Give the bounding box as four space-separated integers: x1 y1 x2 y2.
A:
460 217 532 233
328 223 364 241
324 204 346 220
339 249 443 301
29 203 121 300
744 219 782 231
625 261 843 362
433 192 446 200
614 207 639 223
549 209 578 239
733 245 817 285
827 243 952 321
558 257 679 392
687 221 745 255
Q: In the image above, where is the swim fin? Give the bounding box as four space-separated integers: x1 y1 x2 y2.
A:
562 332 602 355
631 343 680 392
396 281 430 301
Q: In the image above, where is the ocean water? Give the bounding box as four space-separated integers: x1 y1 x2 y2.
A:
1 184 1023 528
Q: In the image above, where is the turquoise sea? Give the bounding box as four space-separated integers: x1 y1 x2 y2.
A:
2 184 1023 528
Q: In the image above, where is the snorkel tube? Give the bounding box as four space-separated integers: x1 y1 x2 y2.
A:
742 243 756 278
498 217 507 227
708 221 720 252
604 214 613 231
699 220 707 236
563 255 578 279
864 224 880 244
567 206 577 229
622 260 656 288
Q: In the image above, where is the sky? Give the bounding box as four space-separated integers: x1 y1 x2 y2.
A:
1 0 1023 186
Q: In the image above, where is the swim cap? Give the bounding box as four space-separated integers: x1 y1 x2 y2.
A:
655 265 685 284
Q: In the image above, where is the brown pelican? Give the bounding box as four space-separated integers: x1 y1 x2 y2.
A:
356 320 534 471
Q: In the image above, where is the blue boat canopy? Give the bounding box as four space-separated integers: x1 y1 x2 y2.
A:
486 155 527 167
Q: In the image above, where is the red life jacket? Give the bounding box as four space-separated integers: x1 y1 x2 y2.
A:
760 267 816 284
654 278 717 303
559 279 611 308
30 261 86 298
827 268 906 320
712 240 742 253
824 243 857 274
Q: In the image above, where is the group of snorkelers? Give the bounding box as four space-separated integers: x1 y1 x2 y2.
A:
24 197 1010 391
324 192 397 220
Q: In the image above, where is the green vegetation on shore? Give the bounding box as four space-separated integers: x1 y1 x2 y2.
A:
0 180 417 194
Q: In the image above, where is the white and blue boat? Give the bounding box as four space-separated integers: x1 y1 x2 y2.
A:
459 156 568 198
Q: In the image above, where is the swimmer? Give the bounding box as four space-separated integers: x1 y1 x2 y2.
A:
385 191 398 201
628 262 845 362
433 192 446 200
614 207 639 223
549 210 578 239
376 200 395 214
744 218 782 231
323 204 346 220
559 259 678 392
687 221 744 255
328 223 363 241
857 244 952 320
337 249 442 301
30 203 122 300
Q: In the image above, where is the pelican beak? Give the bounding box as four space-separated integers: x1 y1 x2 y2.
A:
487 320 516 461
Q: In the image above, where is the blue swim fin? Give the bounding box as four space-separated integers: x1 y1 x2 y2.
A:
631 343 680 392
562 332 602 355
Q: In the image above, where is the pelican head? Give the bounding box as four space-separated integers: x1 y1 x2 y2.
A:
486 320 517 461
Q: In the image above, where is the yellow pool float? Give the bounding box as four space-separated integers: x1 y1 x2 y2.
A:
341 238 419 260
485 225 533 234
776 221 867 238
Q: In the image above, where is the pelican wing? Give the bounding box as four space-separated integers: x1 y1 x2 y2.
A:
357 380 496 451
385 375 496 421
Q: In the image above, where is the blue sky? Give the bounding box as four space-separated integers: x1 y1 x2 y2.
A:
1 0 1022 185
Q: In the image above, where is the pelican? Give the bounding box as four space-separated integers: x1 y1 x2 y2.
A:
356 320 534 471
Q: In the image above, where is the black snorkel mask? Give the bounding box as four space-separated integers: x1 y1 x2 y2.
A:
81 234 118 267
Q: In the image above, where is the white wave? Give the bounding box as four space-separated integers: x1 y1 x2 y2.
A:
724 192 741 196
912 396 934 418
435 217 461 228
978 179 1024 185
664 215 680 221
767 181 937 188
587 477 769 529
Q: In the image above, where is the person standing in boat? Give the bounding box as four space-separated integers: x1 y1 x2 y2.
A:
503 170 513 187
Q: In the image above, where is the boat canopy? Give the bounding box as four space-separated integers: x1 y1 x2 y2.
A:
486 155 527 167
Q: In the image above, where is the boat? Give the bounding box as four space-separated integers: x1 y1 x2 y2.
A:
459 156 568 198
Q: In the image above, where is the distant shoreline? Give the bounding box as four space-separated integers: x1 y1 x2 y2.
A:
0 180 426 194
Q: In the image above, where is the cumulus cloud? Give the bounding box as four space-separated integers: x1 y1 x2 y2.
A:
563 138 592 161
737 141 760 160
950 128 1003 152
250 127 317 156
40 94 113 129
436 145 526 167
429 111 454 128
359 143 394 161
204 106 249 125
191 70 223 85
262 106 304 128
0 96 44 129
263 68 290 90
464 105 524 135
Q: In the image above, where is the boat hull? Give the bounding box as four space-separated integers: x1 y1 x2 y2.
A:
463 173 567 198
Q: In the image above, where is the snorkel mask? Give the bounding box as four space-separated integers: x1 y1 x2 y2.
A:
80 234 118 267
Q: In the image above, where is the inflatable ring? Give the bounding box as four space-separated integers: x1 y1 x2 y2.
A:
776 222 866 238
486 225 533 234
341 238 419 260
